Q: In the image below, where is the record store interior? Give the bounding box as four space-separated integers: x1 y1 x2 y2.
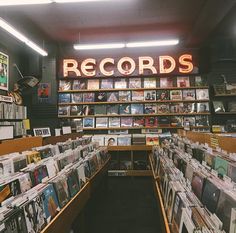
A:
0 0 236 233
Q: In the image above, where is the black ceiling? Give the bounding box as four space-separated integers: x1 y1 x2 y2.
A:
0 0 235 54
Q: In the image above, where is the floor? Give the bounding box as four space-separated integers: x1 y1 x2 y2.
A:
77 177 162 233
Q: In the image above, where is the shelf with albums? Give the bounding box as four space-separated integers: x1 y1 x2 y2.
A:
150 135 236 233
0 136 110 233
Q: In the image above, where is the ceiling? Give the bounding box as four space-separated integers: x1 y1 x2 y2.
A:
0 0 235 54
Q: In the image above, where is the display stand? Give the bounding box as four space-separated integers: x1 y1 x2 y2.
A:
149 156 171 233
43 132 83 145
0 136 42 156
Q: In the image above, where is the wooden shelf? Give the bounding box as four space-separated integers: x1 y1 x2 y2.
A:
58 86 209 93
108 145 153 151
149 156 158 180
58 113 210 118
215 112 236 115
58 99 209 106
108 170 152 176
215 94 236 97
81 126 184 131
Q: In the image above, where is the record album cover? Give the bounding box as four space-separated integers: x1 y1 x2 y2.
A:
177 76 190 87
182 89 195 100
72 80 86 90
157 104 170 114
58 93 71 103
195 115 209 126
144 104 157 114
132 91 144 101
191 172 205 200
114 78 127 89
213 101 225 113
66 170 80 198
70 105 83 116
183 117 195 127
107 105 119 115
87 79 99 90
214 156 228 178
95 92 107 102
129 77 142 88
119 91 131 101
144 90 156 100
107 92 119 102
196 89 209 100
82 105 94 115
96 117 108 128
145 117 158 127
101 79 113 89
195 76 207 86
170 103 183 113
83 117 95 128
83 92 95 102
94 105 106 115
59 80 71 91
197 102 209 113
156 90 169 101
183 103 195 113
144 77 156 88
109 117 120 128
133 117 145 127
119 104 131 114
131 104 144 114
120 117 133 127
71 93 83 103
58 106 70 116
170 90 182 100
170 116 183 127
160 77 173 88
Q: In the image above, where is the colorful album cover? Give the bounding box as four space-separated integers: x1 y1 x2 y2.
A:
117 135 132 146
83 92 95 102
119 91 131 101
87 79 100 90
26 151 41 164
107 105 119 115
182 89 195 100
143 77 156 88
170 116 183 127
129 77 142 88
144 90 156 100
66 170 80 198
71 93 83 103
105 135 118 146
83 160 91 178
157 116 170 126
195 115 209 126
227 163 236 183
72 80 86 90
170 90 182 100
183 117 196 127
114 78 127 89
157 104 170 114
214 156 228 178
95 92 107 102
176 76 190 87
197 102 209 113
76 164 86 188
191 172 206 200
145 117 158 127
96 117 108 128
131 104 144 114
38 147 53 159
132 90 144 101
213 101 225 113
195 76 207 86
100 79 113 89
109 117 120 128
52 176 70 208
196 89 209 100
58 106 70 116
183 103 195 113
70 105 83 116
146 134 159 145
119 104 131 114
59 80 71 91
170 103 184 113
0 159 13 177
159 77 173 88
42 184 60 223
107 92 119 102
31 165 48 186
144 104 157 114
94 105 107 115
19 173 32 193
13 155 27 173
133 117 145 127
83 117 95 128
156 90 169 101
58 93 71 103
120 117 133 127
82 105 94 115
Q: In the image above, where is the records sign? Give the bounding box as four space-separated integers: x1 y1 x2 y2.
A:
0 51 9 91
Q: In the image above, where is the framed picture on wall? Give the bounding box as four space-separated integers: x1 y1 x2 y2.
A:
33 127 51 137
0 51 9 91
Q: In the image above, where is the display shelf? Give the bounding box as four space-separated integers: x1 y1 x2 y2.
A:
58 86 209 93
215 112 236 115
149 156 158 180
81 126 184 131
108 170 152 176
58 113 210 118
108 145 153 151
58 99 209 106
149 155 171 233
41 182 90 233
214 94 236 97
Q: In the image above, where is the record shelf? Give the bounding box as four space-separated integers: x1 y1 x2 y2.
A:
149 155 171 233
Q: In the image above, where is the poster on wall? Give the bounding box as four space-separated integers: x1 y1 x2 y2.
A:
0 51 9 91
37 83 51 103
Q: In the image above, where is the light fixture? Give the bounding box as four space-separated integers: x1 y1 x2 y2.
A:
0 0 52 6
126 39 179 48
0 17 48 56
74 43 125 50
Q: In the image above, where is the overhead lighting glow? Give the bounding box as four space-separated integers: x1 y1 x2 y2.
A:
54 0 109 3
0 17 48 56
0 0 52 6
126 39 179 48
74 43 125 50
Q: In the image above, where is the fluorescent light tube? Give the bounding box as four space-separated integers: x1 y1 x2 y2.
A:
0 0 52 6
0 17 48 56
54 0 109 3
74 43 125 50
126 39 179 48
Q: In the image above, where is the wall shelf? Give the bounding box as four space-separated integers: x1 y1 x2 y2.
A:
215 112 236 115
108 145 153 151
